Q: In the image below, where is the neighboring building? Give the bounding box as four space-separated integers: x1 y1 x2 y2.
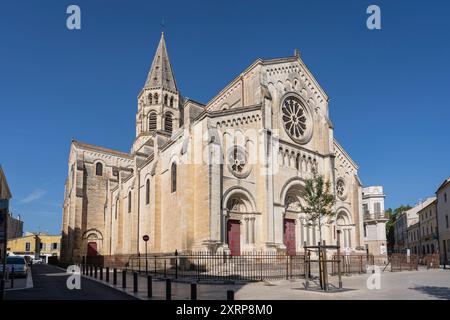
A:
61 33 365 263
407 222 420 254
417 198 438 255
0 165 12 261
362 186 388 255
7 232 61 262
394 197 436 253
6 213 23 239
436 178 450 265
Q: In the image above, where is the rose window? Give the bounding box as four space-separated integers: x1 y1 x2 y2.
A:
228 146 251 178
282 97 307 138
229 146 246 173
336 179 346 200
281 96 313 144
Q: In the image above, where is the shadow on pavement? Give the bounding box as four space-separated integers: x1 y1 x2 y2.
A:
410 286 450 300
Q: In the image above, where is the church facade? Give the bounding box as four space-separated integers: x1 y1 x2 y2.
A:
61 34 364 263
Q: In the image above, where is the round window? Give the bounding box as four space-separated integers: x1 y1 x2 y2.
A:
281 95 313 144
227 146 251 178
336 179 346 200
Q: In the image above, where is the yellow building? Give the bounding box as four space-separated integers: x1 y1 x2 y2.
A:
7 233 61 262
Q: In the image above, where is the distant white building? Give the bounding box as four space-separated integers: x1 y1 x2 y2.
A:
394 197 436 253
436 178 450 266
362 186 388 255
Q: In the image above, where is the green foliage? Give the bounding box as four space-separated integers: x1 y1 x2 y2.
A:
386 204 412 249
300 168 336 243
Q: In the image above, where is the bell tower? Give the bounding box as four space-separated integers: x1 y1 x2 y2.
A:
135 33 180 141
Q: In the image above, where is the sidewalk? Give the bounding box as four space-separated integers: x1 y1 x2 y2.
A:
5 270 33 291
81 267 450 300
83 269 243 300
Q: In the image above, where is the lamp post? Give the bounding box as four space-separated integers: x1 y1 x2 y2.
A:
143 235 149 274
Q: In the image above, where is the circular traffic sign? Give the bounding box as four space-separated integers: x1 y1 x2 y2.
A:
143 235 149 242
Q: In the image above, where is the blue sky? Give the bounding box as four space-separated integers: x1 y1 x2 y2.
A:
1 1 449 234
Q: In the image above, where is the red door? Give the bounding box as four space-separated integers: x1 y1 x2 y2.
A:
227 220 241 256
284 219 296 255
87 242 98 256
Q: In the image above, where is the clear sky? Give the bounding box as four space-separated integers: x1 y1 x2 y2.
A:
1 1 449 234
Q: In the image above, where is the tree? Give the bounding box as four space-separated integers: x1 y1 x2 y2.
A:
385 205 412 251
300 168 336 245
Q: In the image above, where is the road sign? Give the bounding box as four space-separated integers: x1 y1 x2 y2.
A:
143 235 149 242
380 245 387 255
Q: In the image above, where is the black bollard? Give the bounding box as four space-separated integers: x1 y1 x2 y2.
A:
106 267 110 283
100 267 103 280
191 283 197 300
166 278 171 300
113 268 117 285
122 270 127 288
89 265 93 277
227 290 234 300
94 266 98 279
11 268 14 288
133 272 138 293
147 276 152 298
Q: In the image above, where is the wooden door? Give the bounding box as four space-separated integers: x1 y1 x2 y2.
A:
227 220 241 256
284 219 296 255
87 242 98 256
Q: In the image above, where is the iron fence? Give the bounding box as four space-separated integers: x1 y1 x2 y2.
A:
81 251 422 283
389 253 419 271
419 254 440 269
126 251 306 281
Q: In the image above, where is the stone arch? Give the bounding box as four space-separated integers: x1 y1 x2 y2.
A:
279 177 306 205
222 186 256 213
336 208 353 226
83 228 103 241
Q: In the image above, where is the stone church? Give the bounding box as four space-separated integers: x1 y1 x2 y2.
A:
61 33 364 263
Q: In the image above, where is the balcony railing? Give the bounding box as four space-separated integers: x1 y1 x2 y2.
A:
364 212 388 221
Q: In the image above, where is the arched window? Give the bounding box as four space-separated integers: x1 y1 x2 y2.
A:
128 191 132 213
148 112 157 131
170 96 174 107
164 94 168 105
165 112 173 133
154 93 159 104
95 162 103 176
171 163 177 193
145 179 150 205
148 93 153 105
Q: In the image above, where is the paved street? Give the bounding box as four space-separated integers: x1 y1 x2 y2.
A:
6 264 450 300
101 268 450 300
5 264 136 300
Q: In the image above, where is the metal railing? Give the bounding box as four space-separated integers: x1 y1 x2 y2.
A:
126 251 306 281
389 253 419 271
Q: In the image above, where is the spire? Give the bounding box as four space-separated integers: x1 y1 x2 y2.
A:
144 33 177 92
